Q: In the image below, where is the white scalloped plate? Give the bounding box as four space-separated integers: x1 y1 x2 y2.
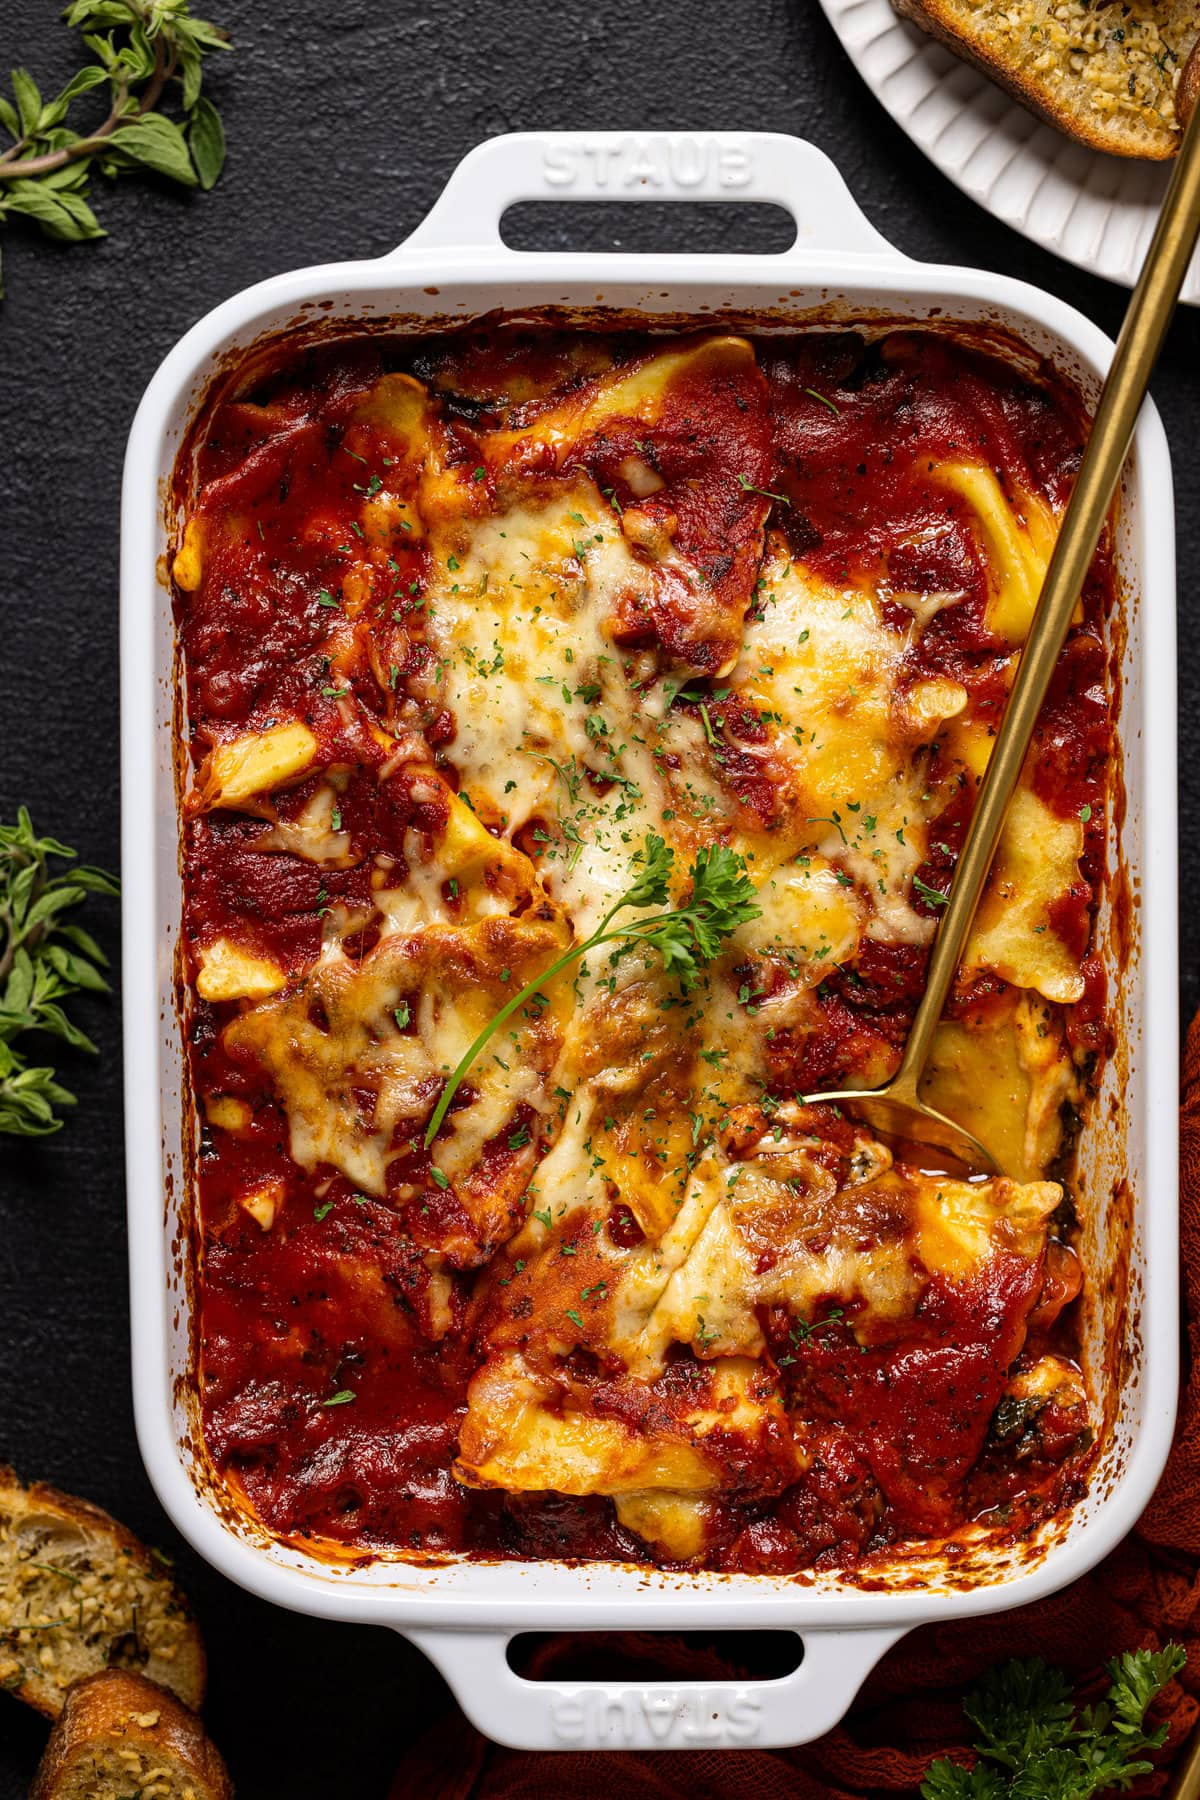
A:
818 0 1200 303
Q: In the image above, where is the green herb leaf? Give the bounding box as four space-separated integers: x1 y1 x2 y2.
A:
803 387 841 417
735 472 790 507
913 873 950 908
10 69 43 138
0 808 117 1136
108 113 197 185
0 1 231 296
2 182 105 241
919 1762 1005 1798
186 93 224 189
621 830 675 912
920 1647 1185 1800
423 833 760 1148
58 64 109 105
320 1389 355 1407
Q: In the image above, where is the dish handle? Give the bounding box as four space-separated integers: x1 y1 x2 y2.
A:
403 1623 905 1751
396 130 903 261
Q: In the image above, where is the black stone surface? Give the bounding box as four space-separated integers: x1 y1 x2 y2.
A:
1 2 1197 1794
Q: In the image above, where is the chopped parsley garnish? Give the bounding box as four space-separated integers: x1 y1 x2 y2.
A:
803 387 841 417
920 1647 1185 1798
735 472 791 506
423 835 761 1148
913 874 950 908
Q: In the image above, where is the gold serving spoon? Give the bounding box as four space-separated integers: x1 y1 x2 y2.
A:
803 100 1200 1176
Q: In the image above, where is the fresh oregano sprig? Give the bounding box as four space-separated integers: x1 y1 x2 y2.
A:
0 808 118 1137
0 0 230 297
920 1646 1187 1799
422 832 760 1150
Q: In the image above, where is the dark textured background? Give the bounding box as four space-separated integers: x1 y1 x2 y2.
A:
1 2 1197 1794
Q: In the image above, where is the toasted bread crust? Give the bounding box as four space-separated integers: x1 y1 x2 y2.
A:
29 1670 232 1800
0 1467 205 1717
1180 38 1200 122
893 0 1184 159
2 1468 167 1566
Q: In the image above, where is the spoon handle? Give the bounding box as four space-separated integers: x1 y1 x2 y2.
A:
894 103 1200 1098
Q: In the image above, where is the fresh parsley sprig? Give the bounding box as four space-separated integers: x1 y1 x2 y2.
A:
0 808 118 1137
921 1647 1186 1798
422 832 760 1150
0 0 230 298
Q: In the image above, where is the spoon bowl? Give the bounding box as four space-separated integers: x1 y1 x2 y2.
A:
810 1082 998 1176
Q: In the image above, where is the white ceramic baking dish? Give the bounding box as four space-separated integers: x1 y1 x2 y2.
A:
121 131 1179 1753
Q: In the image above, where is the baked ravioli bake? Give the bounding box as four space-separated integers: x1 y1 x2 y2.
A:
173 324 1113 1572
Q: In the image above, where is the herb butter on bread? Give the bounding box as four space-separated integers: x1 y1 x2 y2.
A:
29 1670 231 1800
892 0 1200 158
0 1468 205 1717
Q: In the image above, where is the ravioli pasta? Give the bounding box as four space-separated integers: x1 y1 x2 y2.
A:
176 324 1109 1571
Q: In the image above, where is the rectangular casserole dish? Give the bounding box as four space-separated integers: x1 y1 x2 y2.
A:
121 129 1179 1753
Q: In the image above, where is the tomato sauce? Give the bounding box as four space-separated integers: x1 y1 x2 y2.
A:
179 325 1110 1571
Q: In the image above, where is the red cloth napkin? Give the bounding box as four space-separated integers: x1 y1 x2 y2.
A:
392 1018 1200 1798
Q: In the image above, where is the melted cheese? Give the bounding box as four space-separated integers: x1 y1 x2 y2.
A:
612 1492 709 1560
731 551 949 947
732 857 861 973
457 1354 722 1495
195 937 287 1002
254 778 355 866
377 788 551 935
238 1179 283 1232
965 787 1086 1004
187 351 1104 1546
456 1129 1060 1503
923 992 1079 1180
485 335 757 461
931 462 1056 645
457 1350 793 1497
627 1148 1059 1368
173 515 205 591
197 722 318 810
203 1094 253 1134
420 480 675 937
223 915 568 1263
